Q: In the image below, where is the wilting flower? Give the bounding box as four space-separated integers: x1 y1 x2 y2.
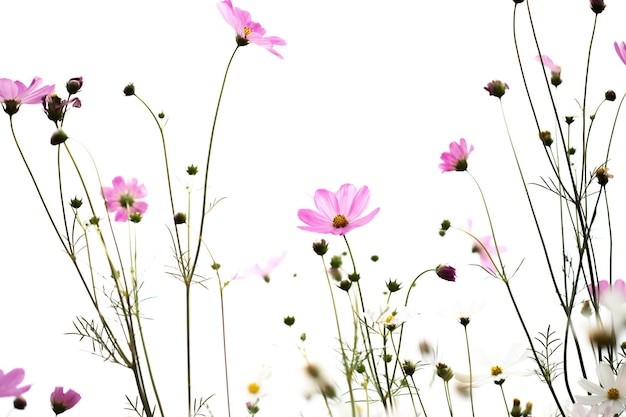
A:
0 368 31 397
217 0 286 58
50 387 81 415
0 77 55 115
484 80 509 98
439 138 474 172
536 55 562 86
101 176 148 222
576 362 626 415
297 184 380 235
615 42 626 66
236 252 287 283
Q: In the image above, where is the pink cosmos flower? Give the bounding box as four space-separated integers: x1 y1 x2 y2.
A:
0 368 31 398
101 176 148 222
439 138 474 172
0 77 55 115
50 387 81 415
217 0 286 58
236 252 287 283
536 55 561 75
297 183 380 235
615 42 626 66
468 221 505 274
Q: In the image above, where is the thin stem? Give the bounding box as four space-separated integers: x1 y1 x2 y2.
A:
462 324 475 417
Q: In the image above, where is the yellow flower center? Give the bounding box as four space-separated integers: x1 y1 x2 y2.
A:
248 382 260 394
491 365 503 376
332 214 349 228
607 387 620 400
385 315 394 323
243 26 253 37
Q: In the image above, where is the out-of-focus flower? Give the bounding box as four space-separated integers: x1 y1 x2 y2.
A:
435 264 456 282
368 305 414 331
590 0 606 14
0 77 55 115
536 55 562 87
236 252 287 283
484 80 509 98
616 42 626 66
468 220 505 274
439 138 474 172
217 0 286 58
101 176 148 222
50 387 81 415
576 362 626 415
594 166 614 186
456 344 532 387
297 184 380 235
570 403 609 417
0 368 31 397
246 365 271 400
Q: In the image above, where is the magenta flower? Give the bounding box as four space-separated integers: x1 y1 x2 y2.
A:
237 252 287 283
217 0 286 58
101 176 148 222
0 77 55 115
435 264 456 282
50 387 81 415
0 368 31 398
439 138 474 172
615 42 626 66
297 183 380 235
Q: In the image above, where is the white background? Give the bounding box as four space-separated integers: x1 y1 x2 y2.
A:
2 0 626 416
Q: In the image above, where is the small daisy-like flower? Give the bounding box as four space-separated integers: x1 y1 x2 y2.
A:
297 183 380 235
246 365 271 400
439 138 474 172
576 362 626 415
101 176 148 222
236 252 287 283
456 344 532 387
0 368 31 398
0 77 55 115
217 0 286 58
50 387 81 415
367 305 414 332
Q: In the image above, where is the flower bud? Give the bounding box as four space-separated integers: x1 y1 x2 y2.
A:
522 402 533 416
13 396 27 410
386 279 402 292
50 129 69 145
565 116 575 125
605 90 616 101
539 130 553 147
595 166 613 186
158 111 165 119
186 165 198 175
370 255 379 262
70 197 83 209
123 83 135 96
484 80 509 98
66 77 83 95
439 219 451 237
329 255 343 269
174 212 187 225
590 0 606 14
312 239 328 256
581 300 593 318
510 398 522 417
283 316 295 326
43 94 66 122
89 216 100 226
436 264 456 282
338 279 352 291
436 363 454 381
348 273 360 282
402 360 417 376
129 213 143 223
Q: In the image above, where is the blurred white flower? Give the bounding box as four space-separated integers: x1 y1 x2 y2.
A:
455 343 532 387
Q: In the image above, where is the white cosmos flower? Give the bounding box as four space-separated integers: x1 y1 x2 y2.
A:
576 362 626 415
455 343 532 387
367 305 415 331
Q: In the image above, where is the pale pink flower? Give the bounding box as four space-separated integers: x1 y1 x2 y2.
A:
589 279 626 300
536 55 562 75
615 42 626 66
468 220 505 274
297 184 380 235
569 403 609 417
101 176 148 222
576 362 626 415
217 0 286 58
0 368 31 397
439 138 474 172
237 252 287 283
50 387 81 415
0 77 55 115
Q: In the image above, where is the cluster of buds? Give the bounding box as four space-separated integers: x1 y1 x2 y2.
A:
42 77 83 145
